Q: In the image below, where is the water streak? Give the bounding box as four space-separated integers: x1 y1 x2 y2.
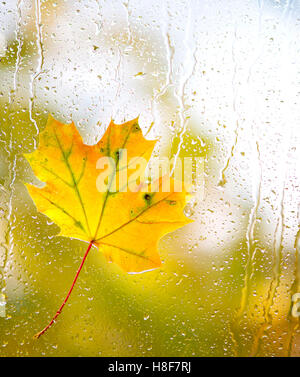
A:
1 0 23 314
237 142 262 319
287 221 300 356
123 0 132 46
29 0 44 149
146 3 172 137
218 24 239 187
95 0 103 35
251 0 295 356
230 1 265 355
171 4 196 176
112 45 123 119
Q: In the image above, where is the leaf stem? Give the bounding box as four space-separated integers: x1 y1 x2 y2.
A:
34 240 94 339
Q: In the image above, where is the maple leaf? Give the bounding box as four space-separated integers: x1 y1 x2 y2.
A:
24 115 192 338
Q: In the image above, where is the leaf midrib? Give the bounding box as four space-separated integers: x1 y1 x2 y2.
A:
93 122 136 239
53 128 92 237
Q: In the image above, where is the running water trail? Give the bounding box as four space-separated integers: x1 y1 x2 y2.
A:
287 216 300 356
29 0 44 149
218 24 239 187
250 0 295 356
95 0 103 35
171 3 197 176
218 0 265 188
1 0 23 315
10 0 23 106
235 0 264 320
250 166 287 356
112 45 123 120
229 1 265 355
146 3 172 137
283 0 299 356
286 67 299 357
238 142 262 318
123 0 132 47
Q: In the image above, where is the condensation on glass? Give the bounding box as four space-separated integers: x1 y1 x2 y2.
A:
0 0 299 356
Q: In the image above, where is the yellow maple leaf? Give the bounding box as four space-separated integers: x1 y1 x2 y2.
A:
24 115 192 337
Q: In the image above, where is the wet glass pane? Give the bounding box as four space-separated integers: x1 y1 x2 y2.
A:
0 0 299 356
